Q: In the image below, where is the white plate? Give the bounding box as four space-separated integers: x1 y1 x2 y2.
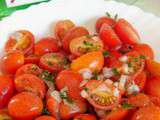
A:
0 0 160 60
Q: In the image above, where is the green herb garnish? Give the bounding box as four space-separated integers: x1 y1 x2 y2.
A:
83 41 93 46
127 62 132 67
134 58 139 62
112 68 120 75
85 34 94 38
103 51 110 57
140 55 146 59
122 102 133 109
39 70 55 82
91 71 98 80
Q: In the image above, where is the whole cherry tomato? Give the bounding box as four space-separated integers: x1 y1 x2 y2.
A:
5 30 35 55
8 92 43 120
34 37 59 56
35 115 56 120
0 75 14 108
24 54 40 64
73 114 97 120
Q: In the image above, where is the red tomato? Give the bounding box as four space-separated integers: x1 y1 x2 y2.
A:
131 105 160 120
96 16 116 33
73 114 96 120
55 19 75 40
0 75 14 108
1 51 24 74
133 43 154 59
84 80 121 110
62 26 89 52
34 37 59 56
14 74 46 98
59 99 87 120
0 108 12 120
99 23 122 49
5 30 35 55
114 18 140 45
39 53 68 73
8 92 43 120
24 54 40 64
55 70 83 100
118 44 134 54
150 96 160 107
15 64 42 77
35 115 56 120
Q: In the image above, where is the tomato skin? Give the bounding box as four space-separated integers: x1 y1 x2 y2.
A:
55 19 75 40
131 105 160 120
99 23 122 49
55 70 83 100
114 19 140 45
133 43 154 59
34 37 59 56
73 114 97 120
14 74 46 99
0 75 14 108
5 30 35 55
35 115 56 120
71 51 104 72
96 16 116 33
24 54 40 64
1 51 24 74
8 92 43 120
15 64 42 77
62 26 89 52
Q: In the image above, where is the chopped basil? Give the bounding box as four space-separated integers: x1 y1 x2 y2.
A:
85 34 94 39
112 68 120 75
122 102 133 109
42 107 50 115
91 71 98 80
103 51 109 57
140 55 146 59
39 70 55 82
127 62 132 67
83 41 93 46
114 14 118 21
47 61 53 66
106 12 111 17
60 88 73 103
84 87 88 92
134 58 139 62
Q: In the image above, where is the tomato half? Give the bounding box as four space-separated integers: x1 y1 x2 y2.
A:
62 26 89 52
5 30 35 55
14 74 46 98
55 19 75 40
114 19 140 45
0 75 14 108
34 37 59 56
1 51 24 74
73 114 97 120
39 53 68 73
35 115 56 120
8 92 43 120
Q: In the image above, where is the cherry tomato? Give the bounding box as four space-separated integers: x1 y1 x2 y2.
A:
73 114 96 120
131 105 160 120
24 54 40 64
0 75 14 108
34 37 59 56
39 53 68 73
70 36 103 56
15 64 42 77
118 44 134 54
35 115 56 120
62 26 89 52
71 51 104 72
0 108 12 120
55 70 83 100
96 16 116 33
114 18 140 45
8 92 43 120
1 51 24 74
59 99 87 120
133 43 154 59
55 19 75 40
150 96 160 107
14 74 46 98
5 30 35 55
83 80 121 110
99 23 122 49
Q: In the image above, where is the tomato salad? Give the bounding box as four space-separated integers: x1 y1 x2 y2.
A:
0 13 159 120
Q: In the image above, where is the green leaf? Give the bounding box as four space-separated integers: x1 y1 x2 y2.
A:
39 70 55 82
140 55 146 59
112 68 120 75
91 71 98 80
103 51 110 57
122 102 133 109
83 41 93 46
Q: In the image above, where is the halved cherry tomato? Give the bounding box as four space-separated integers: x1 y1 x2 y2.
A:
8 92 43 120
14 74 46 98
59 99 87 120
146 60 160 77
24 54 40 64
1 51 24 74
5 30 35 55
62 26 89 52
96 16 116 33
131 105 160 120
114 18 140 45
0 75 14 108
55 70 83 100
55 19 75 40
71 51 104 72
39 53 68 73
73 114 96 120
70 36 103 56
35 115 56 120
133 43 154 59
34 37 59 56
99 23 122 49
145 76 160 98
83 80 121 110
15 64 42 77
